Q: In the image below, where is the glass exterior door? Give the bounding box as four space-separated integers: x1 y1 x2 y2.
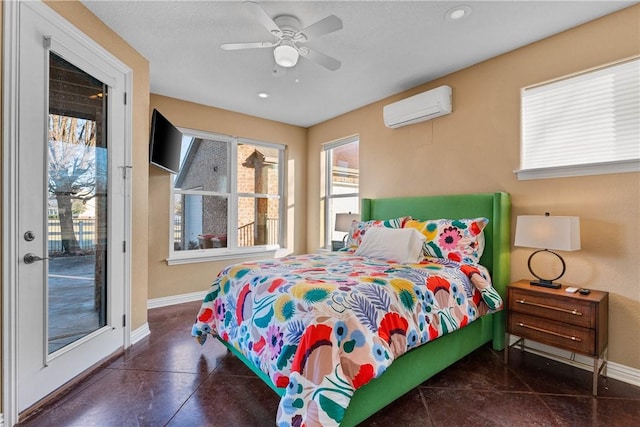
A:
14 2 127 414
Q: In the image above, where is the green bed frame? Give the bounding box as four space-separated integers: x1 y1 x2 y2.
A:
219 192 511 426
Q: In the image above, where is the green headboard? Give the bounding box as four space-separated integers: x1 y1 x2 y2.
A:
361 192 511 346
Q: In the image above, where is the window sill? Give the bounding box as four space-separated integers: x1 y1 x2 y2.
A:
515 159 639 180
166 246 289 265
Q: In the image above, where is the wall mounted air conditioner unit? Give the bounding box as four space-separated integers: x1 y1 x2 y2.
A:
383 85 452 128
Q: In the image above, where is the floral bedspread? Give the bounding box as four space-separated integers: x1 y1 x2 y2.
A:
192 252 502 427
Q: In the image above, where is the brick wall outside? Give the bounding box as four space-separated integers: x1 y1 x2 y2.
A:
178 140 281 247
237 144 280 245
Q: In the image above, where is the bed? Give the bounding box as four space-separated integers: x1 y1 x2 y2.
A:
192 192 511 426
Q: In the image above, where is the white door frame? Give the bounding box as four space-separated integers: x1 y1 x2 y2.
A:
2 2 133 425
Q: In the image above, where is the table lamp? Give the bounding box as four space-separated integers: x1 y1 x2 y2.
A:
335 212 359 248
514 213 581 289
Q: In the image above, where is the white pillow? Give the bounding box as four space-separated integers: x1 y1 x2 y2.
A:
355 227 425 263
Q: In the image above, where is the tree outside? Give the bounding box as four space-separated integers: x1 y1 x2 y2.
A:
48 114 99 254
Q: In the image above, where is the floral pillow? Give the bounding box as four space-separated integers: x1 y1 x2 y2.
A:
403 217 489 264
345 216 411 250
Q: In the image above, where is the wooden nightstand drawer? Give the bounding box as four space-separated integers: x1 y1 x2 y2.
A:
509 312 595 355
509 288 594 329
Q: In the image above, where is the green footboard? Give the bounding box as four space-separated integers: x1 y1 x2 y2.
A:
341 315 494 426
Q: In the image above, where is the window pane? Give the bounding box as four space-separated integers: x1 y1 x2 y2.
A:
169 132 284 258
238 143 280 195
238 196 279 247
331 141 359 191
325 138 359 248
174 138 228 192
173 192 228 251
48 52 108 353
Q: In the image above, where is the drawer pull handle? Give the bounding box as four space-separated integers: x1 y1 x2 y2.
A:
515 299 583 316
516 322 583 342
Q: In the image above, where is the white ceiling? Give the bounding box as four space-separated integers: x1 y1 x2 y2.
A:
81 1 636 127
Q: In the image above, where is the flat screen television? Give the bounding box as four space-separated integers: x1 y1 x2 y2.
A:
149 108 182 174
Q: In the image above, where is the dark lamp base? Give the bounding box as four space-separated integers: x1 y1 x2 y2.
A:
530 280 561 289
527 249 566 290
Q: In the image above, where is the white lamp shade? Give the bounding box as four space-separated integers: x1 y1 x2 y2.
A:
514 215 581 251
274 45 299 68
335 213 359 232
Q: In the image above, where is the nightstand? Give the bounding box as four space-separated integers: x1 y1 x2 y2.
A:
504 280 609 396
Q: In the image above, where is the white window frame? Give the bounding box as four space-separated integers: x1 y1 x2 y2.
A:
516 57 640 180
167 128 285 265
323 135 359 249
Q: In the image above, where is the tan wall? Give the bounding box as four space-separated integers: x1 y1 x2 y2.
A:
307 5 640 370
147 94 307 300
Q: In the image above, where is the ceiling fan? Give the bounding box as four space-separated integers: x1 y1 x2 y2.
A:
221 1 343 71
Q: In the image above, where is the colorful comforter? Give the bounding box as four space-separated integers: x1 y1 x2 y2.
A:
192 252 502 427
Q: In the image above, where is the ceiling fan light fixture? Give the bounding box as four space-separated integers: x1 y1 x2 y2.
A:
274 44 299 67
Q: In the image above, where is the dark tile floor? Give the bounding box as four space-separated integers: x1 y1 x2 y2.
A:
20 301 640 426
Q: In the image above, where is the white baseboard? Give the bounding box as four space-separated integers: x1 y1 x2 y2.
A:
508 336 640 388
130 322 151 346
130 291 205 346
607 359 640 387
147 290 207 310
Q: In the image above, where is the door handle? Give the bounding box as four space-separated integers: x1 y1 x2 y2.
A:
23 253 48 264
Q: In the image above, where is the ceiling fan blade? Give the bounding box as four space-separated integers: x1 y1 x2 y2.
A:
220 41 276 51
243 1 282 38
295 15 343 41
299 47 341 71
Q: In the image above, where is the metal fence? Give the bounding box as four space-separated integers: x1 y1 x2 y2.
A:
238 218 279 246
48 218 97 253
173 216 279 249
50 216 280 254
173 215 182 242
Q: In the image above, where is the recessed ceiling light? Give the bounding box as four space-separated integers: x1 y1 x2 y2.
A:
257 92 269 99
445 5 472 21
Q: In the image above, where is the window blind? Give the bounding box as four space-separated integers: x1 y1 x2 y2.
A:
518 58 639 178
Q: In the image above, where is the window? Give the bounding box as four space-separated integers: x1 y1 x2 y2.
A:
323 136 359 249
169 128 284 264
516 58 639 180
